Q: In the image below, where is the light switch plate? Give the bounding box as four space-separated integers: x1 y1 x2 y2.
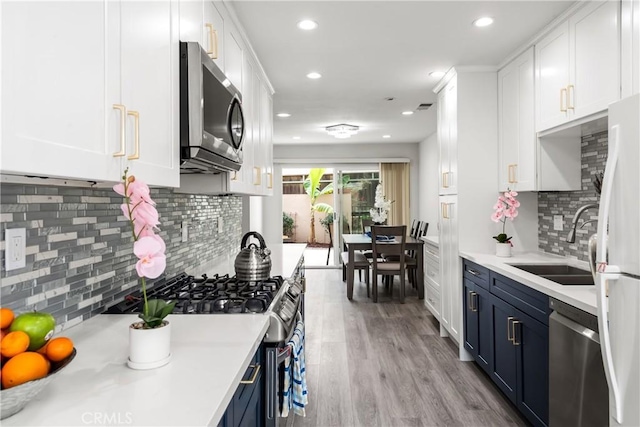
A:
5 228 26 271
553 215 563 231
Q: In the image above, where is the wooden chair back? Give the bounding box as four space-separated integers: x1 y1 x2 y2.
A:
371 225 407 263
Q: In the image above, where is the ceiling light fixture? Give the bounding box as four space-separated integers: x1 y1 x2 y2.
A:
429 71 446 78
277 113 291 118
402 111 414 116
306 72 322 79
382 135 391 139
293 136 301 140
297 20 318 30
326 124 359 139
473 16 494 27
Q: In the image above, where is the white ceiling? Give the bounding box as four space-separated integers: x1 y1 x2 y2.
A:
229 1 575 146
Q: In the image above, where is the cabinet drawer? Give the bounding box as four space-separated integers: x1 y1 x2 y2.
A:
490 272 551 325
232 344 264 423
424 242 440 262
463 259 490 289
425 282 440 319
425 257 440 282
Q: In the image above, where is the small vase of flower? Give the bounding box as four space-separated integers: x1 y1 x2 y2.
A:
491 189 520 258
114 169 176 370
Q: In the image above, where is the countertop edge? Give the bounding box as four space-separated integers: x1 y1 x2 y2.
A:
459 251 598 315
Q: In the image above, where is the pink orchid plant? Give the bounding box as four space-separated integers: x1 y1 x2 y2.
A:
114 169 175 328
491 189 520 245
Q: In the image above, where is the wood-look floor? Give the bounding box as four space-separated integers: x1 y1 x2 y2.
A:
289 268 528 427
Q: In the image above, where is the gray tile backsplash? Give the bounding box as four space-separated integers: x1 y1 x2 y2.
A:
538 130 607 261
1 183 242 329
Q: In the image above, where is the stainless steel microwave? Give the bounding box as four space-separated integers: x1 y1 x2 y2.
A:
179 41 244 173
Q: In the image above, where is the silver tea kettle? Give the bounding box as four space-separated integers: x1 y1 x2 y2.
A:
234 231 272 281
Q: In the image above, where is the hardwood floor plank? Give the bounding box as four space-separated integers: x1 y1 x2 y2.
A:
316 341 355 426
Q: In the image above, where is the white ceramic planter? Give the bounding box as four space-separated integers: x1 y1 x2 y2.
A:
128 321 171 370
495 242 512 258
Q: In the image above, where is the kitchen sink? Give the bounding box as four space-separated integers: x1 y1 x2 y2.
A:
509 264 594 285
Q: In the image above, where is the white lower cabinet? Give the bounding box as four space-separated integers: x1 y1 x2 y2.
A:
1 0 179 187
423 240 441 321
439 195 460 343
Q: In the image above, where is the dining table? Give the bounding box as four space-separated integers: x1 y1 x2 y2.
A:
342 233 424 301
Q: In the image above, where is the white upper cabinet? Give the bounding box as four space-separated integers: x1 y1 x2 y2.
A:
1 1 122 182
224 24 243 91
621 0 640 96
569 0 620 118
498 47 536 191
535 22 570 132
179 1 225 72
120 0 180 188
438 76 458 195
536 0 620 132
1 0 179 187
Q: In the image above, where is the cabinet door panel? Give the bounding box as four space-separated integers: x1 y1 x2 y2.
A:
570 0 620 118
516 309 549 427
490 294 518 404
536 22 570 131
225 26 243 92
179 0 203 43
1 1 121 181
463 280 479 357
121 0 179 187
204 1 225 72
475 285 493 375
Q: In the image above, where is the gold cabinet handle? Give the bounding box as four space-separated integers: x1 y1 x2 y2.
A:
441 203 449 219
239 364 261 384
442 172 449 188
560 88 568 112
253 167 261 185
113 104 126 157
267 172 273 189
507 316 514 343
231 170 238 181
205 23 218 59
567 84 575 110
512 320 521 345
508 164 518 183
127 111 140 160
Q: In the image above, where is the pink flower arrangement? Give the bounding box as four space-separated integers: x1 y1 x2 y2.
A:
491 189 520 244
114 169 174 328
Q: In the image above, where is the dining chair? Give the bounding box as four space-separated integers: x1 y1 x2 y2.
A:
406 222 429 286
370 225 407 303
341 251 371 296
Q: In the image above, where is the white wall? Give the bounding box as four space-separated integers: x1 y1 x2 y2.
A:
418 131 439 236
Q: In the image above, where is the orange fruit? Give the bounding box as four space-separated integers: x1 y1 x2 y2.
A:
36 340 49 355
0 308 14 329
45 337 74 362
1 331 30 358
1 352 50 389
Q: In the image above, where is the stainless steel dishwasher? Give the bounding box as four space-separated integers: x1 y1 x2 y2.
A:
549 298 609 427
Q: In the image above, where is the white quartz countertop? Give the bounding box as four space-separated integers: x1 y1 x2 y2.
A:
187 243 307 279
421 236 439 246
459 251 597 315
2 314 270 427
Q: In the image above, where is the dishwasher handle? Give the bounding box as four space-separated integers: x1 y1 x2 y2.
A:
550 311 600 344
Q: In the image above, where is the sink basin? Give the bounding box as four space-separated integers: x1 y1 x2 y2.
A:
509 264 594 285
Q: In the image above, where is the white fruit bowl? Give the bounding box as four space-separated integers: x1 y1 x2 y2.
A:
0 348 77 420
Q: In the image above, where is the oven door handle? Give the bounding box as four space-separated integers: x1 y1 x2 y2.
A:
276 311 303 364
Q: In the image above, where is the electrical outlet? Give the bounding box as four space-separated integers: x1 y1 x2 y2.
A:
217 217 224 233
553 215 563 231
181 222 188 243
5 228 26 271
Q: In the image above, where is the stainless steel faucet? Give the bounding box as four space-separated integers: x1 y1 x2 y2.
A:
566 203 599 243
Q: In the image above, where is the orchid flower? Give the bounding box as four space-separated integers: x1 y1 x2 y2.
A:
491 188 519 244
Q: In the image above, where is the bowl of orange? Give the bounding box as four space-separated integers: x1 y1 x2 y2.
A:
0 308 77 419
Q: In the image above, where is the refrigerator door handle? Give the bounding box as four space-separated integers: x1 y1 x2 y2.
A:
596 125 619 268
596 272 623 423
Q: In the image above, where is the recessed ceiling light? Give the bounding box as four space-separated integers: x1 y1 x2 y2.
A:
293 136 301 140
402 111 414 116
429 71 446 78
473 16 494 27
306 72 322 79
297 20 318 30
382 135 391 139
277 113 291 118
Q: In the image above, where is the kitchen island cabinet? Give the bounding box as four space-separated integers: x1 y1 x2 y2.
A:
1 315 269 427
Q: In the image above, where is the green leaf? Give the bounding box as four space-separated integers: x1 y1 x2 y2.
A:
313 202 334 214
140 299 175 328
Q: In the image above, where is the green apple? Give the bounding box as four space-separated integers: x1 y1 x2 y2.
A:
10 312 56 351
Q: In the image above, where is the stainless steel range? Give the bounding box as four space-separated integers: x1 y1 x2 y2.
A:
104 256 305 427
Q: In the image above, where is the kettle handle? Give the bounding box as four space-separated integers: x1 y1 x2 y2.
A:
241 231 267 250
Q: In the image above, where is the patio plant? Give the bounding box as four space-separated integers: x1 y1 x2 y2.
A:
283 212 295 238
303 168 334 244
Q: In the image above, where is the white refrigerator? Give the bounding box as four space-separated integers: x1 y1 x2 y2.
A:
596 93 640 426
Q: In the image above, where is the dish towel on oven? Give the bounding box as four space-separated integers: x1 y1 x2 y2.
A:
281 320 308 417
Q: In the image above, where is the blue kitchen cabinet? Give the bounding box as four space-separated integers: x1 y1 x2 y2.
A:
462 277 492 375
489 293 518 405
218 344 264 427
